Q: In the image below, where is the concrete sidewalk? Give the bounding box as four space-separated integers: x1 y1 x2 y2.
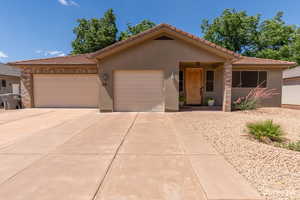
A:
0 109 262 200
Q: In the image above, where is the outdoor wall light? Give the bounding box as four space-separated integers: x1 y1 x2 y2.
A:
101 73 109 86
102 73 109 81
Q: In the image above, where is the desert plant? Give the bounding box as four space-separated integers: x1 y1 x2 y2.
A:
233 98 257 110
280 141 300 152
233 82 279 110
247 120 284 142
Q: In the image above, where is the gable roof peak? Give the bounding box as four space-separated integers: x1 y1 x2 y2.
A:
88 23 241 59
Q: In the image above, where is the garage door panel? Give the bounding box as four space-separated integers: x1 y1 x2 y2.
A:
34 74 99 108
114 70 164 112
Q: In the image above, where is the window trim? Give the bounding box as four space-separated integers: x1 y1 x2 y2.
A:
232 70 268 88
205 69 215 92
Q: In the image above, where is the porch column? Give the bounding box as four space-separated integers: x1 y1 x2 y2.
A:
20 67 34 108
222 61 232 112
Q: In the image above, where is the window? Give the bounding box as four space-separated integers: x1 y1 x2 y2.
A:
206 71 214 92
232 71 267 88
1 80 6 88
179 70 184 92
232 71 241 87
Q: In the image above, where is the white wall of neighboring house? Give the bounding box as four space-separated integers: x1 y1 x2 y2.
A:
282 66 300 106
282 81 300 105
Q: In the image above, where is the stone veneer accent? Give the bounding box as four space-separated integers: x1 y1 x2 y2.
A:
222 62 232 112
20 65 98 108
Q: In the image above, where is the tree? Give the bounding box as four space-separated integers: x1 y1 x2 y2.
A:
72 9 118 54
119 20 156 41
201 9 260 54
201 10 300 64
254 12 297 60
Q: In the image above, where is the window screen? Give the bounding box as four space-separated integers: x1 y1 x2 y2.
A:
206 71 214 92
232 71 267 88
232 71 241 87
241 71 258 87
258 71 267 87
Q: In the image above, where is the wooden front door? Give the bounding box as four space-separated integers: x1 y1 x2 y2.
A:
185 68 203 105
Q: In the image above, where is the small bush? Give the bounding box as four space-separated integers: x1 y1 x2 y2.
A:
233 98 257 110
247 120 284 142
280 141 300 152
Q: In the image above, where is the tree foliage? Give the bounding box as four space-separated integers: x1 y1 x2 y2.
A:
201 9 260 54
119 20 156 40
72 9 118 54
71 9 155 54
201 9 300 64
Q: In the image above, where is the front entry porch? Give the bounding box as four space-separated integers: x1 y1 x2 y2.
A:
179 61 232 112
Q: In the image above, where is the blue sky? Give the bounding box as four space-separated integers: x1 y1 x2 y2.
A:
0 0 299 63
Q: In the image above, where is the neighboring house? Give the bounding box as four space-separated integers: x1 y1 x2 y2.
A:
0 63 21 106
282 66 300 109
8 24 296 112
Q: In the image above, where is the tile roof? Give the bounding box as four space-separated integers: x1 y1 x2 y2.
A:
0 63 21 77
88 23 241 59
8 54 96 66
233 56 296 66
283 66 300 79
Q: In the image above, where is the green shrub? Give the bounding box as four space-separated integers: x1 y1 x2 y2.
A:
233 98 257 110
280 141 300 152
246 120 284 142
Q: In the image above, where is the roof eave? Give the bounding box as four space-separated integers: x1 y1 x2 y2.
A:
7 63 97 68
233 63 297 68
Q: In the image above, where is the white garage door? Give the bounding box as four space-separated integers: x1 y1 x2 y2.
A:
114 70 164 112
282 85 300 105
33 74 99 108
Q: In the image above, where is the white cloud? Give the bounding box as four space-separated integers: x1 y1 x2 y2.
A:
35 50 66 57
47 51 62 56
58 0 79 6
35 50 43 54
0 51 8 58
58 53 66 57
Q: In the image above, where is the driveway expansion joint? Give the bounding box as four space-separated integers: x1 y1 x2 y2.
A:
91 112 139 200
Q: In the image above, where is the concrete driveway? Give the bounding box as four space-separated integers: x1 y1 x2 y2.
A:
0 109 262 200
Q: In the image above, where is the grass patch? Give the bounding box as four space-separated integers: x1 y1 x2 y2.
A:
277 141 300 152
247 120 284 143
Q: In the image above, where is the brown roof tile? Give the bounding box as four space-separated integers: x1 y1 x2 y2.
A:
8 54 96 66
233 56 296 66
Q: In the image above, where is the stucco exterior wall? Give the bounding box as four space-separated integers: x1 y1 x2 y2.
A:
231 67 283 107
98 38 226 112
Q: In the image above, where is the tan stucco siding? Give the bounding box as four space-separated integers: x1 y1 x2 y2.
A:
202 66 223 106
98 38 226 112
231 67 283 107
